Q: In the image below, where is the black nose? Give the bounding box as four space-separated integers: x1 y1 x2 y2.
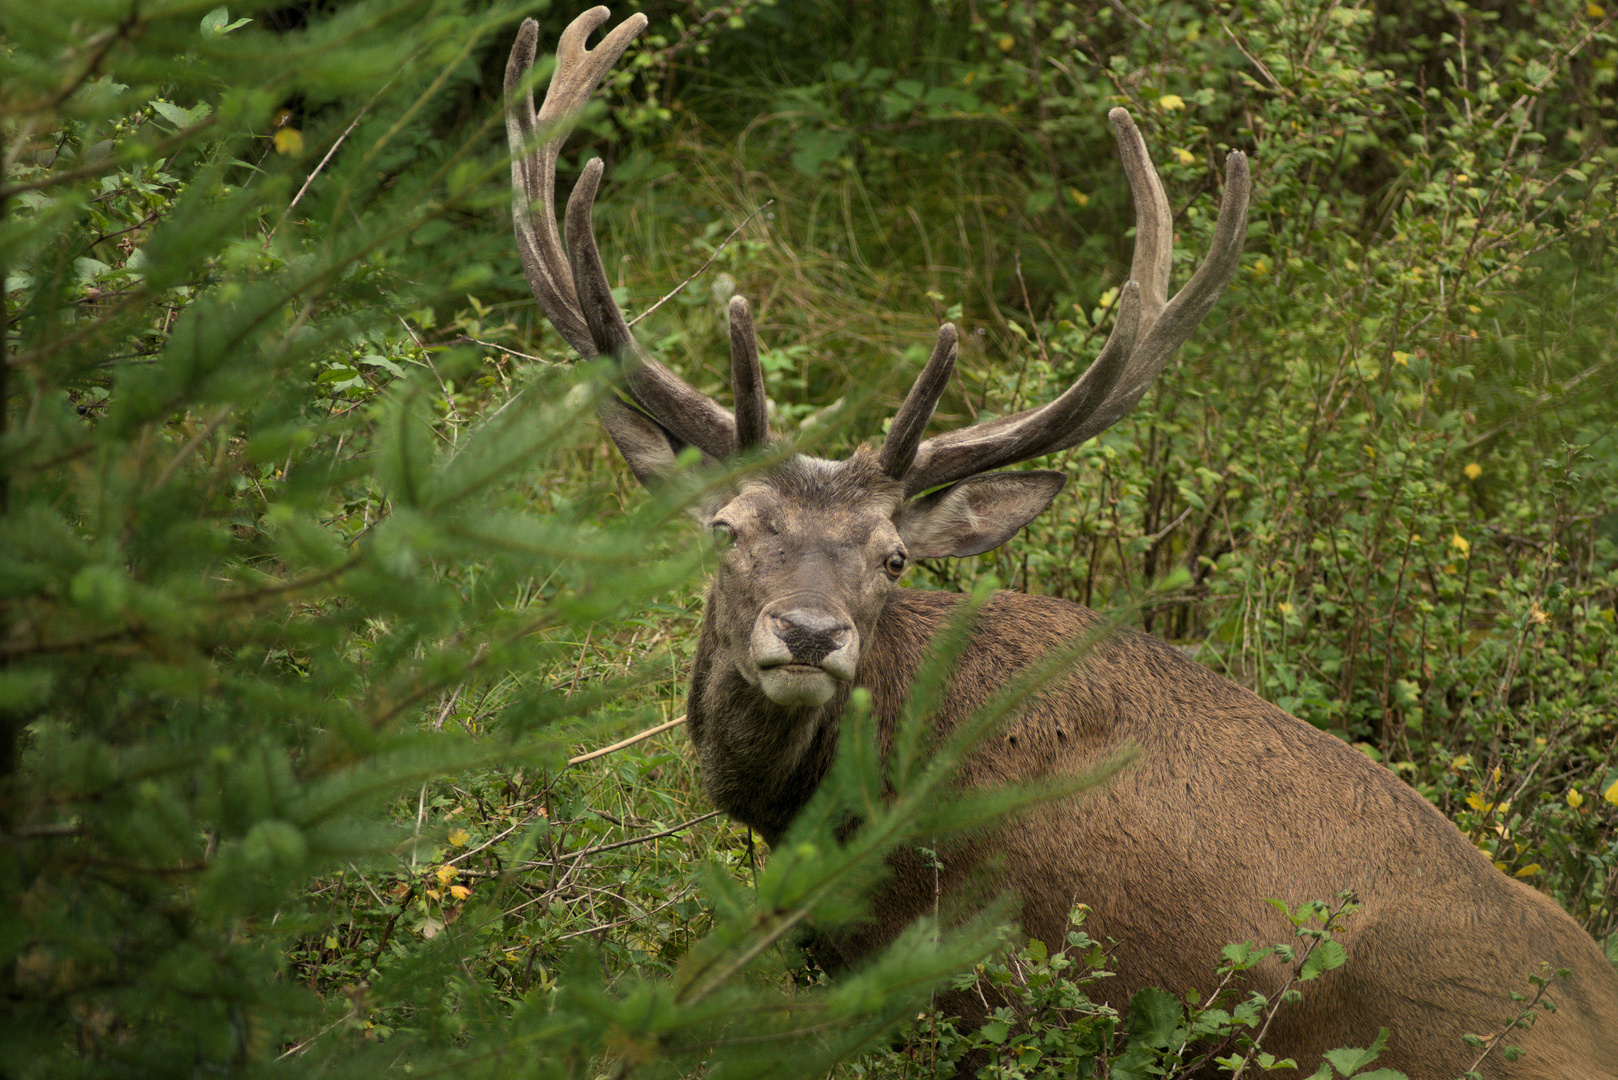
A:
770 611 850 664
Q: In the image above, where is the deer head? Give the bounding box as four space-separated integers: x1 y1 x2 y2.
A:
505 7 1251 713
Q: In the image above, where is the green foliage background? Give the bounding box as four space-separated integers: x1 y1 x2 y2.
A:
1 0 1615 1077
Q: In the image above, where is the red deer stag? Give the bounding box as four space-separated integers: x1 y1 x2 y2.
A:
505 9 1618 1076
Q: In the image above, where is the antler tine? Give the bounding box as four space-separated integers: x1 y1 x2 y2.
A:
506 8 737 462
1111 108 1174 330
505 10 641 355
900 286 1141 496
1051 149 1250 446
899 112 1249 496
728 296 769 451
879 324 958 479
565 162 739 460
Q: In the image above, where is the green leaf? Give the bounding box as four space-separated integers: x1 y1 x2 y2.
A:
358 353 406 378
1300 938 1348 981
201 6 252 35
1127 986 1181 1047
149 98 212 129
1322 1028 1394 1075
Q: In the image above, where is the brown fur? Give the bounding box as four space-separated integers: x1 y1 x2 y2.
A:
683 457 1618 1080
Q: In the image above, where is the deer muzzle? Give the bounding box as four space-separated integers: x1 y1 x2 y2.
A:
750 608 858 707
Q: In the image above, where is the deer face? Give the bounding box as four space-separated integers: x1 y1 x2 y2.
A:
703 456 905 707
699 450 1067 708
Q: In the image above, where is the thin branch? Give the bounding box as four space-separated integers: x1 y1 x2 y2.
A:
628 200 774 327
547 810 721 864
449 336 557 365
1462 972 1559 1072
1219 20 1284 93
265 68 407 247
148 404 235 492
1489 15 1612 132
567 715 686 765
209 556 363 607
0 626 137 660
1013 251 1051 372
555 885 699 942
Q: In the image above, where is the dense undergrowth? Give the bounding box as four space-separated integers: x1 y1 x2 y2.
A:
2 0 1616 1077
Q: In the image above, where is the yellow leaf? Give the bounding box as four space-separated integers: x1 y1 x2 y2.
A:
1463 462 1482 480
448 827 470 847
324 935 339 950
995 33 1014 51
1528 601 1548 626
434 863 458 887
1513 863 1542 878
1492 765 1501 784
1588 2 1605 17
1493 860 1508 872
1450 531 1470 558
1067 187 1089 207
273 127 304 156
1567 788 1584 809
1248 256 1270 277
1392 351 1411 366
1604 778 1618 805
1465 792 1493 812
1172 146 1195 165
449 884 471 900
1158 94 1186 111
1450 754 1472 772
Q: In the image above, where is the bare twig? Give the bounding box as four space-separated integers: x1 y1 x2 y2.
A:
148 404 235 492
449 335 557 365
567 715 687 766
265 70 406 246
555 885 699 941
548 809 721 864
1219 20 1284 93
628 201 774 327
1462 970 1560 1072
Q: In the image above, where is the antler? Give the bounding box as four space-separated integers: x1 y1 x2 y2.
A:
505 7 766 463
509 13 1248 488
882 109 1251 497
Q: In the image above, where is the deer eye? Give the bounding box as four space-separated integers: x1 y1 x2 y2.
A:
710 522 736 550
884 551 908 578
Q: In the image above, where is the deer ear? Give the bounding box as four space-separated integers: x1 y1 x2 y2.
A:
896 471 1066 559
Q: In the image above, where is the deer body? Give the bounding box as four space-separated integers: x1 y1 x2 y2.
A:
505 10 1618 1075
681 454 1618 1079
